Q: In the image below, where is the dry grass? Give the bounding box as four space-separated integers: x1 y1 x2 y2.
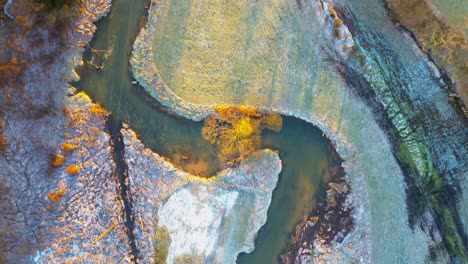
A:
91 224 115 245
387 0 468 104
420 26 468 64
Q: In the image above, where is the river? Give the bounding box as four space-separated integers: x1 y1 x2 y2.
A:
74 0 339 262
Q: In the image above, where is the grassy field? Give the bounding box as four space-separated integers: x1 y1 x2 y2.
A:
151 0 311 106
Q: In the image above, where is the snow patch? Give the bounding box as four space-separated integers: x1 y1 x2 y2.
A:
159 186 239 263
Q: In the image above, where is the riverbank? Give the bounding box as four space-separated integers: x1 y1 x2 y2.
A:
334 0 467 259
282 144 354 263
381 3 467 257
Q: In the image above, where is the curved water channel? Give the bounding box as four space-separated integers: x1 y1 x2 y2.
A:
75 0 340 262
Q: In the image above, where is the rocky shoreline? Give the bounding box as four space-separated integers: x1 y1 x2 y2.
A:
282 145 354 263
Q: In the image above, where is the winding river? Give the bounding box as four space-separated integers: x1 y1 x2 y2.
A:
75 0 340 262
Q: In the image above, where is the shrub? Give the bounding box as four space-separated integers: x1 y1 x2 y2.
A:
51 154 65 167
89 103 108 119
0 59 23 85
66 165 80 175
62 142 79 151
262 113 283 132
90 126 101 135
202 105 282 163
47 185 67 203
0 119 8 156
420 26 468 64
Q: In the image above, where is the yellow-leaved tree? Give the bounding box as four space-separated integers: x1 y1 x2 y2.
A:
202 105 282 164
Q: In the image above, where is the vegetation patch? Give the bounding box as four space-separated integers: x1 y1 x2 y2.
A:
62 142 79 151
47 185 67 203
89 103 109 120
66 164 80 175
386 0 468 109
202 105 282 164
396 137 467 260
152 221 172 264
51 154 65 167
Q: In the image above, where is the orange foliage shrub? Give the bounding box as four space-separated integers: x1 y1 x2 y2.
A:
90 103 108 119
48 185 68 203
333 18 342 27
51 154 65 167
328 5 338 18
327 5 343 39
54 245 70 255
67 112 90 128
63 107 71 116
66 165 80 175
202 105 282 163
62 142 79 151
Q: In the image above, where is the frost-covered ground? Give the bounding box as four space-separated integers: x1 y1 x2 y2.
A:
0 0 134 262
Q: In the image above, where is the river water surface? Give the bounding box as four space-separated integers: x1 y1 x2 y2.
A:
75 0 339 262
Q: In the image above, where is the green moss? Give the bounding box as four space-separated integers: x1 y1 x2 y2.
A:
395 140 417 173
396 137 467 260
433 203 466 259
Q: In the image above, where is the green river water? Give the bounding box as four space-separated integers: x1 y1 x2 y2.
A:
75 0 337 262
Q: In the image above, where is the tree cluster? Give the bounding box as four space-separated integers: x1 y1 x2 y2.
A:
202 105 282 164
